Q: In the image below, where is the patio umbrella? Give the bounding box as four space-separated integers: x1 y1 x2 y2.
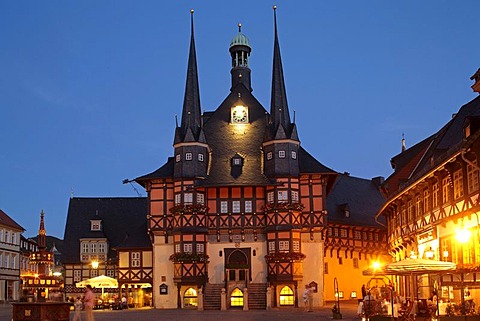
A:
76 275 118 298
363 258 456 276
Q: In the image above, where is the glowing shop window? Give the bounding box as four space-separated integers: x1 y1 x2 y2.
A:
279 286 294 306
230 288 244 307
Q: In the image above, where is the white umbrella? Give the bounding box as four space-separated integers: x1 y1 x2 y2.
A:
76 275 118 298
363 258 456 276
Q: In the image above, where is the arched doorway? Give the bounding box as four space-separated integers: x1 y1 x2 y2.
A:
230 287 244 308
279 286 294 306
183 287 198 308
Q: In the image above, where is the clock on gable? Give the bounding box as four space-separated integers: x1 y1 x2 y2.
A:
231 105 249 124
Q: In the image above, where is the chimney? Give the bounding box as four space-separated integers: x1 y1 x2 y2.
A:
471 68 480 94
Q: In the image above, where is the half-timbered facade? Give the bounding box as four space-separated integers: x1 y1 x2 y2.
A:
135 9 337 310
62 197 151 304
0 209 24 302
324 174 388 301
377 72 480 302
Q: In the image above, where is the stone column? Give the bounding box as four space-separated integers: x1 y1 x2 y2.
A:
198 287 204 311
221 288 227 311
266 287 272 310
243 288 248 311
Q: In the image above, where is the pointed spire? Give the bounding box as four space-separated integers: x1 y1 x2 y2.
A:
270 5 291 132
178 9 202 143
38 210 46 250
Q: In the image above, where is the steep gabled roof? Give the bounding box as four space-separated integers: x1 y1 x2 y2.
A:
135 157 174 186
327 174 386 227
383 94 480 199
62 197 149 264
0 209 24 232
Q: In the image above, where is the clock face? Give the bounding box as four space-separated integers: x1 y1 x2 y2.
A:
231 105 248 124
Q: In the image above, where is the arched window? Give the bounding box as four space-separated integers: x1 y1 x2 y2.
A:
279 286 294 306
230 287 243 307
183 287 198 308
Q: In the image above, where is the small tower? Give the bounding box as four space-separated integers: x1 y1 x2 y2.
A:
229 23 252 92
173 10 209 179
263 6 300 178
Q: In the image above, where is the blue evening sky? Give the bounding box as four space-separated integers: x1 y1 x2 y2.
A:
1 1 479 238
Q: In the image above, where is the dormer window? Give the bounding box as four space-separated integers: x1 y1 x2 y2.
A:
90 220 102 231
231 154 244 167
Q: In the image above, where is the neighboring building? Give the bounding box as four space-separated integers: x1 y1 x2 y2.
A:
324 173 388 301
62 197 151 304
20 235 38 280
377 71 480 301
0 209 24 302
134 9 337 310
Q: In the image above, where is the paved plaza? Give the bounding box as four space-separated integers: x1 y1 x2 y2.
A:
1 302 362 321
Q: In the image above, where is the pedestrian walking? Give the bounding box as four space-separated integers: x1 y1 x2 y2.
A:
303 285 313 312
73 296 82 321
83 285 95 321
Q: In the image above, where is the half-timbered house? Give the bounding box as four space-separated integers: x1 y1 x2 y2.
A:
62 197 152 305
377 71 480 304
134 9 337 310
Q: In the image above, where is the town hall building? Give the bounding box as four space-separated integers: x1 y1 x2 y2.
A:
133 8 338 309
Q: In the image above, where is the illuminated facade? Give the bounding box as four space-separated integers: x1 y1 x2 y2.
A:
134 9 338 309
377 71 480 303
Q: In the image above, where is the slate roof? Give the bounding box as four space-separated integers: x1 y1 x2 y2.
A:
0 209 24 231
62 197 150 263
383 94 480 198
135 84 335 186
327 174 386 227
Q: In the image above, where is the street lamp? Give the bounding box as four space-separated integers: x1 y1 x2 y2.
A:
91 260 99 270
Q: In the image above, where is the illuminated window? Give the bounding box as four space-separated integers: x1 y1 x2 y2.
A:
279 150 286 158
183 244 193 253
233 201 240 213
73 270 81 282
91 220 101 231
340 229 347 238
183 288 198 308
432 183 439 208
291 151 297 159
184 193 193 204
245 201 252 213
268 241 275 253
416 195 422 217
291 191 299 202
198 153 204 162
279 240 289 252
453 169 464 199
220 201 228 213
442 177 451 204
279 286 294 306
267 152 273 160
82 243 89 253
131 252 141 267
196 243 204 253
91 269 99 277
175 194 181 205
230 288 244 307
278 191 288 201
176 154 181 162
197 193 205 204
467 161 479 193
423 189 430 213
175 243 180 253
98 243 106 253
267 192 274 203
334 228 339 237
354 231 361 239
185 152 193 161
293 240 300 252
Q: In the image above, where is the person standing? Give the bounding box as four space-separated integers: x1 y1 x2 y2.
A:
362 284 367 299
72 296 83 321
303 285 313 312
83 285 95 321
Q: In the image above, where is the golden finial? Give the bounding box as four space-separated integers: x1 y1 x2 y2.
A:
273 5 277 10
190 9 194 14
